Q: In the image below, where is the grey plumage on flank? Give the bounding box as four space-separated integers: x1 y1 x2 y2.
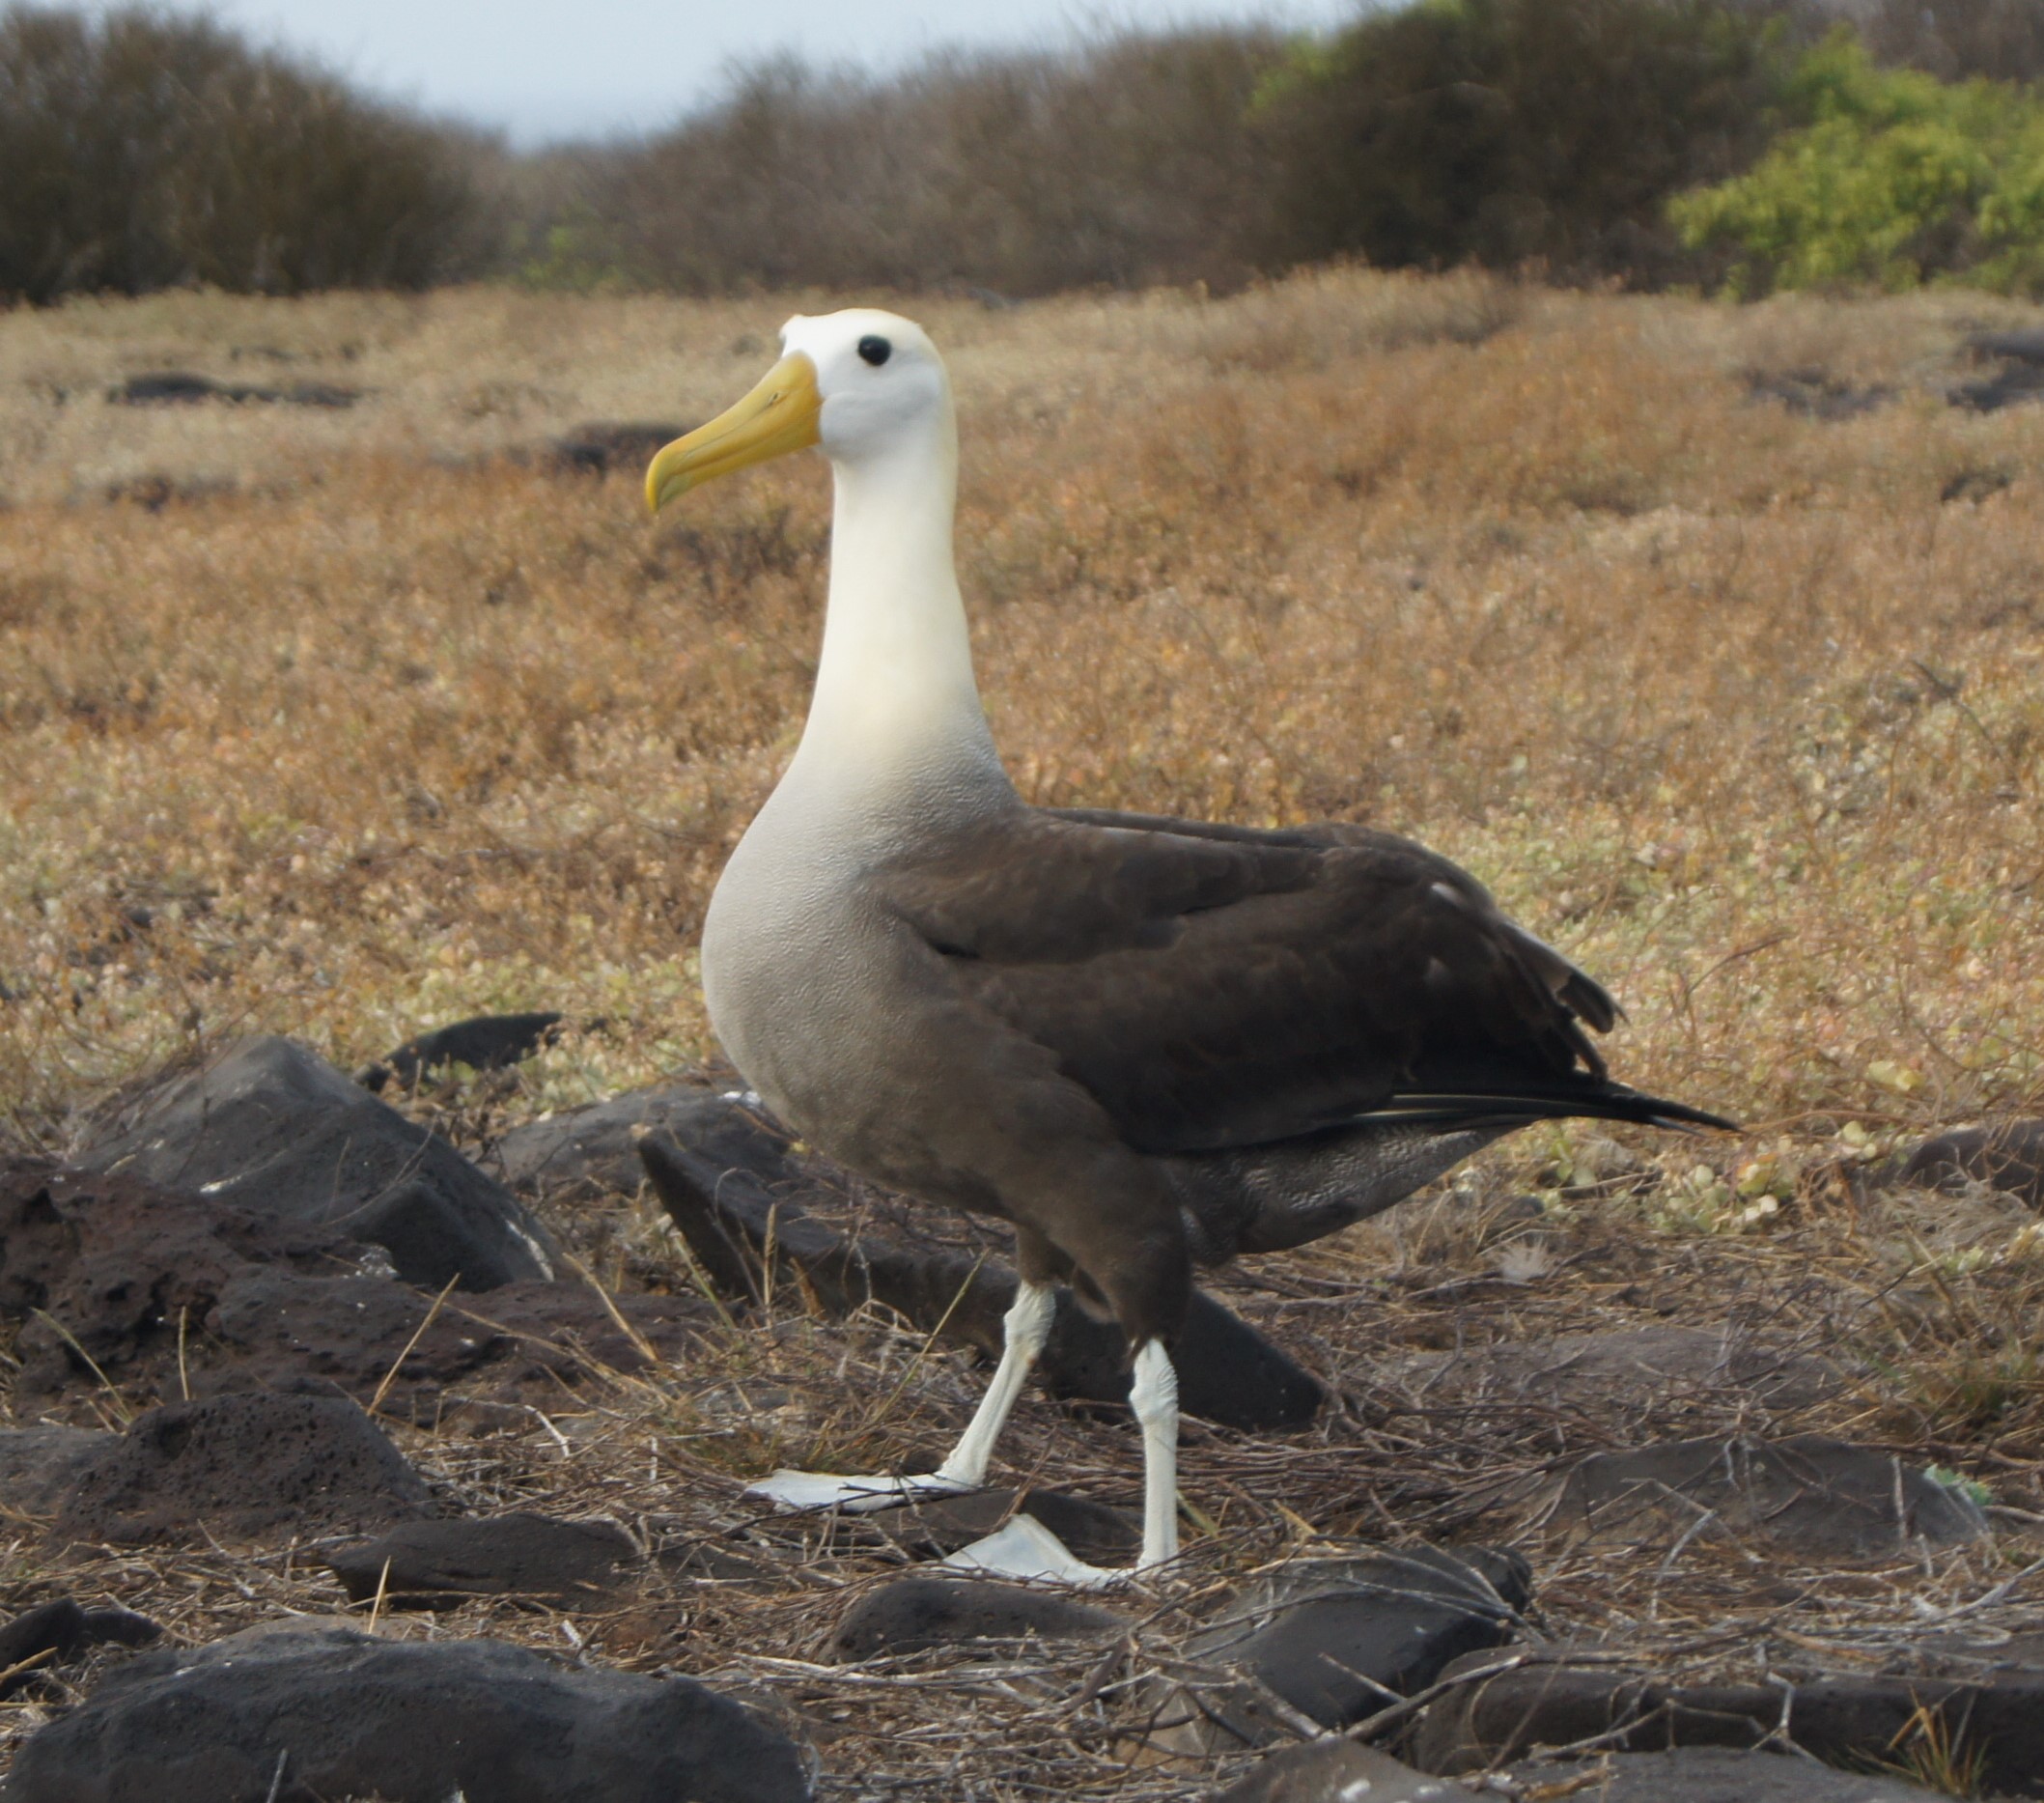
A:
645 308 1731 1585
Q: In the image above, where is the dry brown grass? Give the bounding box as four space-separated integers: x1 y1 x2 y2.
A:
2 270 2042 1141
9 268 2044 1797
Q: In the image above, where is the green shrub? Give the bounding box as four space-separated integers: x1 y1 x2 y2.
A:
1248 0 1789 283
0 6 492 302
1669 31 2044 295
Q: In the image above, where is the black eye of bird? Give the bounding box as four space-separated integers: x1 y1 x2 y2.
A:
857 335 892 367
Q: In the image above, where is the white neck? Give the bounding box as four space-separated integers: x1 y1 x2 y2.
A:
785 410 1010 814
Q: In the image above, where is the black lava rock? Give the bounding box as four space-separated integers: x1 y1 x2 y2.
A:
1393 1323 1844 1419
549 422 688 474
1890 1119 2044 1207
0 1425 119 1514
55 1392 433 1545
358 1010 566 1092
493 1082 790 1201
0 1158 362 1394
4 1621 812 1803
1748 370 1892 422
107 372 358 408
76 1035 558 1290
325 1513 638 1605
1969 329 2044 365
1515 1749 1944 1801
1412 1646 2044 1795
0 1598 160 1699
1159 1546 1530 1754
1549 1434 1987 1560
0 1157 701 1411
834 1575 1126 1661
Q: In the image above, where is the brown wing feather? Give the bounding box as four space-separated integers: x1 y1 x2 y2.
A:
879 805 1618 1156
877 808 1319 961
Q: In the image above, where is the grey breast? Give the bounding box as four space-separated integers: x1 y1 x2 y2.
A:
700 765 1022 1193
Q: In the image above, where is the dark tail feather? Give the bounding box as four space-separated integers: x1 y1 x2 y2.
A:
1364 1083 1737 1135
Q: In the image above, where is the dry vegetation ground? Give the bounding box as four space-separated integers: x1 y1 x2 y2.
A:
7 269 2044 1797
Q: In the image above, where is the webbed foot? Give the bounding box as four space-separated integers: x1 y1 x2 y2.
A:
940 1513 1134 1588
746 1469 975 1514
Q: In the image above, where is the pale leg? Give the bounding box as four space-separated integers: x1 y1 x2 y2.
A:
1130 1338 1181 1568
747 1281 1056 1512
943 1337 1181 1587
931 1280 1056 1487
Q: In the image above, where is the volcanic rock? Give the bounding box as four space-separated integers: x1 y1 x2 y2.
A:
54 1392 432 1545
3 1621 812 1803
1748 370 1892 421
1393 1324 1843 1421
203 1267 500 1399
0 1425 119 1514
1543 1434 1988 1559
1889 1119 2044 1207
834 1576 1126 1661
75 1035 557 1290
492 1081 793 1202
549 422 689 474
0 1598 160 1699
107 372 358 408
1969 329 2044 365
1950 355 2044 413
1 1154 703 1411
1213 1741 1480 1802
1154 1546 1529 1756
325 1513 638 1605
1519 1748 1946 1801
357 1010 566 1093
1412 1645 2044 1793
1941 467 2013 505
0 1158 360 1392
447 1277 706 1384
639 1125 1326 1430
198 1267 705 1411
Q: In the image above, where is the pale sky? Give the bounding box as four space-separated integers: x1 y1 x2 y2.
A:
134 0 1358 147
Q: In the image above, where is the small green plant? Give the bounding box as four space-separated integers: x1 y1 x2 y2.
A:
1923 1464 1994 1507
1646 1161 1783 1235
1671 30 2044 295
510 219 634 295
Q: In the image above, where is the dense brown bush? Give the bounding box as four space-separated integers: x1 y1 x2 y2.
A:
540 31 1280 297
0 6 492 302
4 1 2036 308
527 1 1817 296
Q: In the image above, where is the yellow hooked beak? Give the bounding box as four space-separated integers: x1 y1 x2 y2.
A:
645 352 823 513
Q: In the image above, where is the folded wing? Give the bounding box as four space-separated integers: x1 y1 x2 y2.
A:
878 805 1714 1158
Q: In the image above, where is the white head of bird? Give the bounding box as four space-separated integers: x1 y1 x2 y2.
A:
646 309 954 506
647 309 998 811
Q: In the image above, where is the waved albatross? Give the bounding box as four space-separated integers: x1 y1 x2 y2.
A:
646 309 1731 1585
